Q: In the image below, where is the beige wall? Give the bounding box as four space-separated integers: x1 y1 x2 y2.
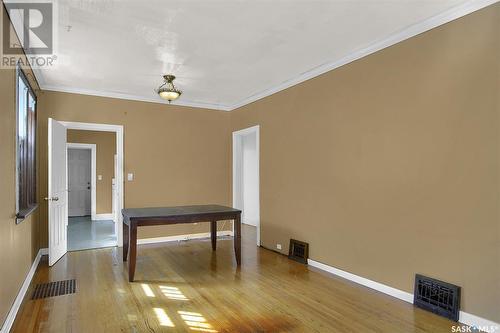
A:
38 92 232 245
1 2 498 328
0 6 40 326
230 4 500 322
67 130 116 214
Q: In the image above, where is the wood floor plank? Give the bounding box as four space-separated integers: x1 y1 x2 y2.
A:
12 225 461 332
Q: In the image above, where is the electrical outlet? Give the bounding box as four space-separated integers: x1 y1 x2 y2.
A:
276 244 282 250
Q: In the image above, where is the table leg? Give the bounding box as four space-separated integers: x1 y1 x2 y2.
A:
210 221 217 251
234 214 241 266
123 221 129 262
128 223 137 282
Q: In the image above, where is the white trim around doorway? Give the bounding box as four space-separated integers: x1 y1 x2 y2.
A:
60 121 124 247
232 125 260 246
67 143 97 220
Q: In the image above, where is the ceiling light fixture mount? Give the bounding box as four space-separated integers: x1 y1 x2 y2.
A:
157 74 182 103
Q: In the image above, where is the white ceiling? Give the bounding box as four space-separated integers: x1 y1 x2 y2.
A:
28 0 492 110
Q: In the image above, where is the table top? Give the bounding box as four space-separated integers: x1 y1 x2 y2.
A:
122 204 241 225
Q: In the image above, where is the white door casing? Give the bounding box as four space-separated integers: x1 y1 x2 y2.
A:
59 121 124 246
232 125 260 246
48 118 68 266
68 148 91 217
112 154 117 222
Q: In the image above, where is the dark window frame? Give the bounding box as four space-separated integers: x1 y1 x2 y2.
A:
15 63 37 223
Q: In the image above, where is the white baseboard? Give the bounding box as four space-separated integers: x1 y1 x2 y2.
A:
307 259 413 303
307 259 500 331
93 213 114 221
0 248 47 333
137 230 234 245
459 312 500 332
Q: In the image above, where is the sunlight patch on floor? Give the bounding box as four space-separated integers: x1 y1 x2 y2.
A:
178 310 217 332
160 285 189 301
154 308 175 327
141 284 155 297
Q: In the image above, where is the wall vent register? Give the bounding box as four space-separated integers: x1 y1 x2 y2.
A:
288 239 309 264
414 274 461 321
31 279 77 300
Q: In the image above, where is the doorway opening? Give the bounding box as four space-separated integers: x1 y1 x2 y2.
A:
233 125 260 246
67 132 117 251
48 119 124 266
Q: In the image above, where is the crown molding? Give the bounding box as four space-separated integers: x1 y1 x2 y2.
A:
40 84 233 111
34 0 498 112
229 0 499 111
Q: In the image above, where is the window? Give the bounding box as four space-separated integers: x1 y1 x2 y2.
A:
16 65 37 223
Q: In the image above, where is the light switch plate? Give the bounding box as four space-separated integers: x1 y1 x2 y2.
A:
127 173 134 181
98 175 102 181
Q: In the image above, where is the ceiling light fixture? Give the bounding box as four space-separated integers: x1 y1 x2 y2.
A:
157 74 182 103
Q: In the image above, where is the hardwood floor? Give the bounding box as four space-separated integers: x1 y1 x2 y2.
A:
13 225 460 332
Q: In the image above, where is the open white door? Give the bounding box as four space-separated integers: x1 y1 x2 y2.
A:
48 118 68 266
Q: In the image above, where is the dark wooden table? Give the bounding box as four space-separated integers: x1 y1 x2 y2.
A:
122 205 242 282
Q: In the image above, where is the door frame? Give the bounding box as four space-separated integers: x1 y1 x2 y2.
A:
232 125 260 246
112 154 118 224
67 143 96 220
59 121 124 247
